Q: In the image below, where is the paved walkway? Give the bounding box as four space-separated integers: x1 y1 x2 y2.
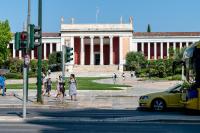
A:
1 76 180 110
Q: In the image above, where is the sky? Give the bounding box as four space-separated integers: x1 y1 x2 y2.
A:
1 0 200 32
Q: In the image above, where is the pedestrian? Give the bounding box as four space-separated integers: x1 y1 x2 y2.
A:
122 72 125 80
55 75 62 98
46 77 52 97
112 73 117 84
42 73 47 96
59 77 66 102
68 74 77 101
0 74 6 96
130 71 134 78
47 69 51 78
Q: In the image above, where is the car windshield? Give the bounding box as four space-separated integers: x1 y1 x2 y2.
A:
165 84 182 92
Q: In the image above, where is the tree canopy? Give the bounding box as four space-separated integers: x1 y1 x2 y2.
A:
147 24 151 32
0 20 12 66
126 51 146 70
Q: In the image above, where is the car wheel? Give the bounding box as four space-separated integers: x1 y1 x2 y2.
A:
151 99 166 111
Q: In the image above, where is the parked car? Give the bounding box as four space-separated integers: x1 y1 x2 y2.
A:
139 84 184 111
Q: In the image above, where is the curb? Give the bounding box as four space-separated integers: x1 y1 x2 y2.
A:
24 117 200 123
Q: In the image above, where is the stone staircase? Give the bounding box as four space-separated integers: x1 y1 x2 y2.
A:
72 65 119 72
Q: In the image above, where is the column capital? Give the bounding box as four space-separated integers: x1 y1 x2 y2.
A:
80 36 85 39
100 36 104 39
90 36 94 39
109 36 114 39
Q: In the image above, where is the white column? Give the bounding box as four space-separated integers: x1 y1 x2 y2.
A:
160 42 163 59
167 42 169 59
148 42 150 60
154 42 157 60
180 42 183 49
173 42 176 51
90 36 94 65
119 37 123 64
13 44 16 58
186 42 189 47
19 50 22 59
80 36 85 65
70 36 75 65
100 36 104 65
50 43 53 54
141 42 144 53
31 50 34 59
44 43 47 60
109 36 113 65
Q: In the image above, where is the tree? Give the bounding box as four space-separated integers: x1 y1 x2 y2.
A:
126 52 146 71
0 20 12 67
147 24 151 32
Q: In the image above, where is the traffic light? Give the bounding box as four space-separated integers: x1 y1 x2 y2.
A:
14 32 20 50
20 32 28 49
66 47 73 63
29 24 41 49
56 52 62 63
14 32 28 50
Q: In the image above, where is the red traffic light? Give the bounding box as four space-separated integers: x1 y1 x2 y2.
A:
20 32 27 41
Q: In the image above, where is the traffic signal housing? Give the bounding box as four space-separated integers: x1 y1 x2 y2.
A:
29 24 41 49
66 47 73 63
14 32 28 50
14 32 20 50
56 52 62 63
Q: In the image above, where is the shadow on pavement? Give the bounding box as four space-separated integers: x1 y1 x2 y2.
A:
23 108 190 133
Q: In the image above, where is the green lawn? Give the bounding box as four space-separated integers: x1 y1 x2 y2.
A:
6 77 131 90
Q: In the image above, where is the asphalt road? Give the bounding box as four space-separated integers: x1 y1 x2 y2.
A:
0 121 200 133
0 108 200 133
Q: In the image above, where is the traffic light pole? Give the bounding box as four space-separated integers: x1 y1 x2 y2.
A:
62 45 66 81
26 0 31 101
37 0 43 103
23 64 27 119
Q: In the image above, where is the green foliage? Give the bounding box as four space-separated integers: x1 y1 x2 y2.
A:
7 58 23 73
0 20 12 67
168 47 174 58
5 72 22 79
174 47 186 62
147 24 151 32
48 52 61 71
42 60 49 73
126 51 146 71
30 59 37 73
48 52 57 65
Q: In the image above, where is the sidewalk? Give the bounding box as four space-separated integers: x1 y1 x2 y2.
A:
1 77 180 110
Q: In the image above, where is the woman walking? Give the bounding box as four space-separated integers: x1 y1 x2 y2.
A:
68 74 77 101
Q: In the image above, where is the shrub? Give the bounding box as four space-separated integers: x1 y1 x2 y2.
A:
8 58 23 73
126 52 146 70
5 72 22 79
30 59 37 73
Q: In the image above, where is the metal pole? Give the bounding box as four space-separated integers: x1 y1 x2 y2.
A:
62 45 65 81
26 0 31 101
37 0 42 103
23 61 27 119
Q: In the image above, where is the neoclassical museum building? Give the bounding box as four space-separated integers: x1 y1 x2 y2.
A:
8 17 200 72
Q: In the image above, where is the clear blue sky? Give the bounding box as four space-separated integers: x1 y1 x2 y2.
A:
1 0 200 32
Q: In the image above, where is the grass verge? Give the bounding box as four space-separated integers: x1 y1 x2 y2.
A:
6 77 131 90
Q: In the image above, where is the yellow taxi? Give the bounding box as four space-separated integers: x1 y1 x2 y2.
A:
139 84 184 111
